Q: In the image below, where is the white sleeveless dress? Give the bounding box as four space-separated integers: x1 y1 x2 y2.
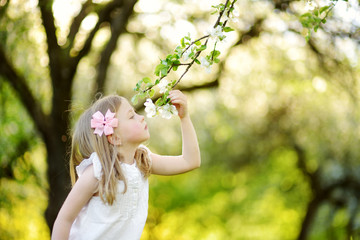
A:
69 148 150 240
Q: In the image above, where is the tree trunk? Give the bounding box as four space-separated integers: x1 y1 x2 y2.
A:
44 69 73 231
44 135 70 231
297 195 322 240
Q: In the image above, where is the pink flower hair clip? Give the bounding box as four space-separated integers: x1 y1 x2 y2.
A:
91 109 119 136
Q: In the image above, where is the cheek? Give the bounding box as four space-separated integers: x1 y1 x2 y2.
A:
120 123 146 141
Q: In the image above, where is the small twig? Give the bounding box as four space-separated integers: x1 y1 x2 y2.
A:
173 37 210 88
211 41 218 61
175 63 192 66
173 51 202 88
213 0 231 28
181 35 210 57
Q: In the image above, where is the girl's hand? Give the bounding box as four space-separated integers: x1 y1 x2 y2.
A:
168 90 188 119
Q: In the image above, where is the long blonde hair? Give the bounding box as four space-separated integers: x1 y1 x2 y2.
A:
69 95 151 205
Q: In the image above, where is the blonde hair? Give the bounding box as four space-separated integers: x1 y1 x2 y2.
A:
69 95 151 205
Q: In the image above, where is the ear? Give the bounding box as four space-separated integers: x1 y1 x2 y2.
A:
107 134 122 146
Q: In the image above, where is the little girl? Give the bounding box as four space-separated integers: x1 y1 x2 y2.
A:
52 90 201 240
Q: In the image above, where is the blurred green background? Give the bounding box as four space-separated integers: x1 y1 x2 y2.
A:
1 0 360 239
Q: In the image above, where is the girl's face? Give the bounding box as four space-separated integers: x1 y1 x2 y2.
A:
115 99 150 146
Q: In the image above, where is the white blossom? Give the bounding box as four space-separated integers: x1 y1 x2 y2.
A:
305 0 316 11
158 78 169 94
200 57 212 73
182 45 196 61
159 103 178 119
232 9 239 17
224 9 239 23
144 99 157 118
206 25 225 41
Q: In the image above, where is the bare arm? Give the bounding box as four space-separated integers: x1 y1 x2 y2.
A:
151 90 201 175
52 166 98 239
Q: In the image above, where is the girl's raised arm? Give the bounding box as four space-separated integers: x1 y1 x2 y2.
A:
151 90 201 175
52 166 98 239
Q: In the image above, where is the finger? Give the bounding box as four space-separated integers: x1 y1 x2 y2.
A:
171 100 187 109
169 90 184 98
169 94 185 102
169 94 183 102
169 90 181 94
169 91 185 100
171 99 184 106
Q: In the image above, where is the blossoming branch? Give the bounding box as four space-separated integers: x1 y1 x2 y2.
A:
131 0 238 119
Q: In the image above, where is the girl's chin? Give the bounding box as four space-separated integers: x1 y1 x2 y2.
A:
138 134 150 144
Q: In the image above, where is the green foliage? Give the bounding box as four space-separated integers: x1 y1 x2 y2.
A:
300 0 337 40
0 82 40 180
144 149 309 239
0 82 48 239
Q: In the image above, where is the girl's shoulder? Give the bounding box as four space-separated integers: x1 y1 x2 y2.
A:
139 144 152 155
76 152 102 180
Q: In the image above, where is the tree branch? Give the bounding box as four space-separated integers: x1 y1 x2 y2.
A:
66 0 93 52
234 18 264 45
71 0 126 68
297 194 323 240
0 0 10 19
297 177 360 240
38 0 63 78
94 0 138 94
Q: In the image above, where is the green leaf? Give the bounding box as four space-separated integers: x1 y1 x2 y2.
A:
319 5 330 14
154 64 162 76
142 77 151 84
195 41 201 46
197 45 207 51
194 59 201 65
305 29 311 41
131 94 139 105
155 63 168 76
181 38 185 48
166 54 177 62
149 89 155 98
146 83 154 89
172 60 180 71
161 68 168 77
212 50 221 58
214 58 220 63
155 97 163 106
139 91 147 99
301 12 313 18
134 83 141 91
223 27 234 32
219 3 225 11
